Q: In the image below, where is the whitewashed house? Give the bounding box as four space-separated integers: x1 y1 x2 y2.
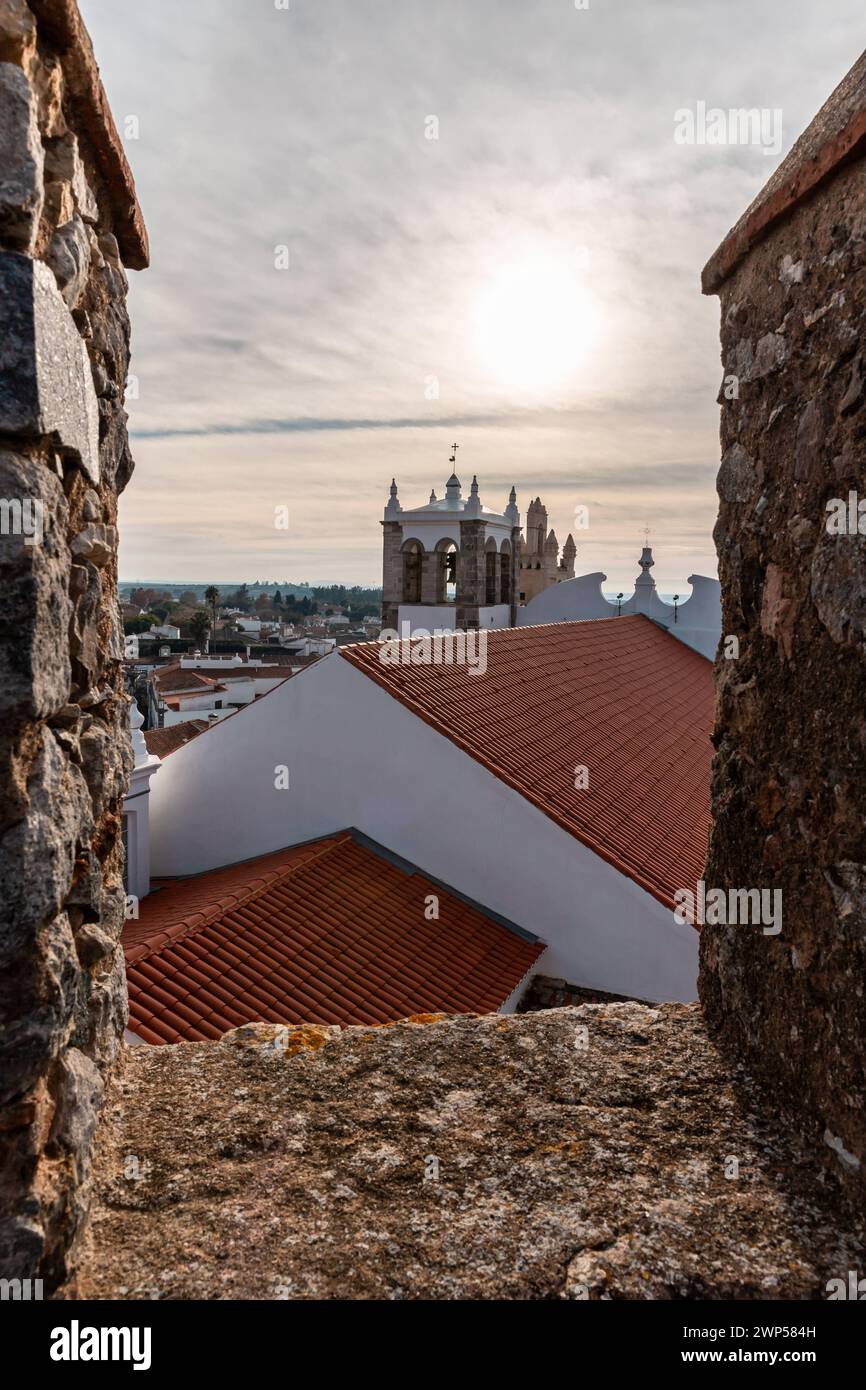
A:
147 617 712 1005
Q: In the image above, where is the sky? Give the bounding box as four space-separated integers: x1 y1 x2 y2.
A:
81 0 865 590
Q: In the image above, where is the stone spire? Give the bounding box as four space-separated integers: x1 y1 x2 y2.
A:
562 533 576 578
505 485 519 526
385 477 402 516
465 473 482 517
526 498 548 555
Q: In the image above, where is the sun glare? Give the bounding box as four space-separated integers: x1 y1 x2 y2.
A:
474 255 599 394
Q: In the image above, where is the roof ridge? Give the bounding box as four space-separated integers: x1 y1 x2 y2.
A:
126 835 349 966
337 614 646 658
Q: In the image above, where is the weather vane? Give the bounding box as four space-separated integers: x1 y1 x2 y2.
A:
449 441 459 465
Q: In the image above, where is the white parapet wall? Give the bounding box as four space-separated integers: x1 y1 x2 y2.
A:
520 566 722 661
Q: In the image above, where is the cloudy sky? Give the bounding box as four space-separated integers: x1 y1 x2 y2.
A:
81 0 864 589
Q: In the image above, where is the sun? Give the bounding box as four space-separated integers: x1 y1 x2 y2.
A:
474 255 598 393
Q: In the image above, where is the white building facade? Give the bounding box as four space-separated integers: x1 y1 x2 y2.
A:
123 704 161 902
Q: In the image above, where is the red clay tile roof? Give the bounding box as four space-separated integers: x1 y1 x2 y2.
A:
188 665 295 682
143 719 210 759
152 663 295 696
341 616 713 910
124 832 543 1044
152 667 224 695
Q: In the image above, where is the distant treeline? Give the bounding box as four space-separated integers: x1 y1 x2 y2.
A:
120 581 382 604
122 581 382 629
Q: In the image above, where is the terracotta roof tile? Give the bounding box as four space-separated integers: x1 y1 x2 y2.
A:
188 665 296 682
340 616 713 909
124 832 542 1044
153 668 225 694
143 719 210 758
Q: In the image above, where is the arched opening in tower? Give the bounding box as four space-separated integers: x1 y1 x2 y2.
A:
436 540 458 603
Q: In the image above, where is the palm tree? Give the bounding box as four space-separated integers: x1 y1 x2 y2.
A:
189 609 210 651
204 585 220 638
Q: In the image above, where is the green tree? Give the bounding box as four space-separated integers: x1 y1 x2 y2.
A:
204 585 220 634
189 610 210 650
124 613 159 635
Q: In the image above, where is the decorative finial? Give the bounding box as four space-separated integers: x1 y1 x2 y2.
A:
385 477 402 516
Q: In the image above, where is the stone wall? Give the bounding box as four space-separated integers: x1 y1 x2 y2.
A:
380 519 402 631
71 1010 864 1299
700 50 866 1206
518 974 645 1012
0 0 146 1287
456 518 484 627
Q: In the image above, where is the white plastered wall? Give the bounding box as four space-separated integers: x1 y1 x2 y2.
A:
520 572 722 660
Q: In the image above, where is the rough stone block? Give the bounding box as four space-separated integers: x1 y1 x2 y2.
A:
0 0 36 69
70 523 115 567
43 177 74 227
45 212 91 308
0 735 92 970
0 252 100 481
43 130 98 224
47 1049 103 1159
31 52 65 138
0 450 71 721
0 61 43 251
